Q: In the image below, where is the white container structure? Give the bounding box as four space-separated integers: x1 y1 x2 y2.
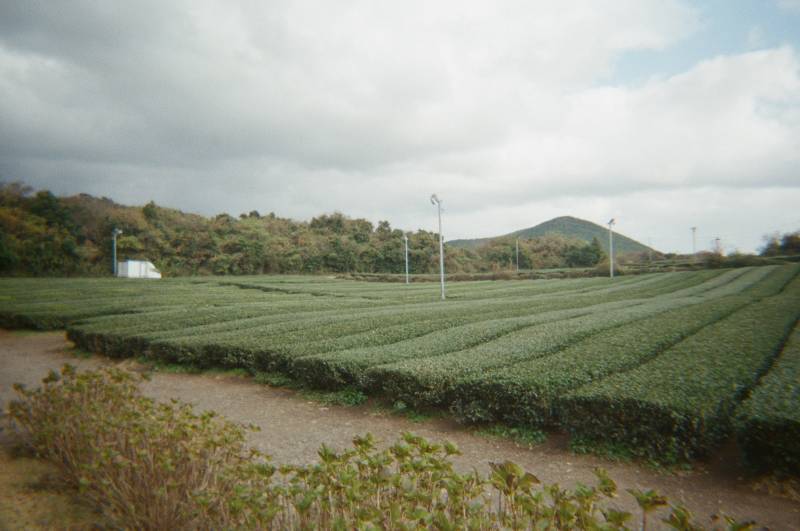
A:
116 260 162 279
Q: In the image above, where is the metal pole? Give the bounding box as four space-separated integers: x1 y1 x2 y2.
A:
404 234 409 285
437 202 445 300
691 227 697 255
430 194 445 300
608 219 615 279
516 238 519 273
112 228 121 276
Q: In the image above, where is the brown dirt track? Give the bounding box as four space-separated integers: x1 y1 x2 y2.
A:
1 329 798 530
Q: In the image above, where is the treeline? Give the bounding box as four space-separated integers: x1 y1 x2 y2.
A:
0 182 607 276
761 230 800 257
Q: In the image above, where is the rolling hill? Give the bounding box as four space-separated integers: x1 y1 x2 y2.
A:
448 216 653 254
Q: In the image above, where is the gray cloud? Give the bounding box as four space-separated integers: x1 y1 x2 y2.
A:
1 1 798 252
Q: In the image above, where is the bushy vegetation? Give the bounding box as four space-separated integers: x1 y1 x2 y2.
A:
7 366 757 530
559 272 800 461
3 265 800 472
761 229 800 257
735 324 800 475
1 182 612 277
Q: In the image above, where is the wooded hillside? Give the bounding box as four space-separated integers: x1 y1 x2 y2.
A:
1 182 610 276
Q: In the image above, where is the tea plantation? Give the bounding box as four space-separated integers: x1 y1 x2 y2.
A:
2 265 798 470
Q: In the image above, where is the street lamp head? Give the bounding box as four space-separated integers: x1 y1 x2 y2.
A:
430 194 440 205
608 218 615 227
113 228 123 236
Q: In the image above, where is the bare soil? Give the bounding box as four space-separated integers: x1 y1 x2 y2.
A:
0 444 100 531
1 329 799 530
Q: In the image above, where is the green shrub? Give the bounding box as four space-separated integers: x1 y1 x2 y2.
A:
559 275 800 461
735 324 800 474
6 366 755 530
7 365 268 529
4 267 800 475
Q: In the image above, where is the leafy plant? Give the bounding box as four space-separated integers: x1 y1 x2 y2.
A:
7 366 761 530
627 488 668 530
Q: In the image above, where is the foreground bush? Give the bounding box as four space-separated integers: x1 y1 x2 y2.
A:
8 366 755 530
7 366 266 529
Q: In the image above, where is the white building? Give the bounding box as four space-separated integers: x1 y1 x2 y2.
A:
117 260 162 279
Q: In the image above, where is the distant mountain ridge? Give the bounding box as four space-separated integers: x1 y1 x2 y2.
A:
448 216 653 254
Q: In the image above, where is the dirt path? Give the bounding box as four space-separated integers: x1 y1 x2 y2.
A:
1 330 799 530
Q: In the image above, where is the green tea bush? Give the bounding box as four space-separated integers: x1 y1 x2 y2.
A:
560 276 800 461
4 267 799 475
451 294 753 427
735 324 800 474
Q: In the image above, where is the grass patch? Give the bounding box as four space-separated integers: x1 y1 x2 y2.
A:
475 424 547 447
68 347 93 359
134 356 203 374
569 435 637 462
8 329 49 337
253 371 298 388
204 367 251 378
391 400 438 423
569 435 692 471
253 371 369 407
300 387 368 407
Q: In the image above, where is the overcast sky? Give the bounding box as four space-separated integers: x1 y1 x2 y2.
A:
1 1 799 253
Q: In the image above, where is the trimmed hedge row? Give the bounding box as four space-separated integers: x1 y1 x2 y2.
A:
289 304 599 389
450 294 756 426
365 267 791 410
7 267 800 471
66 269 711 365
558 274 800 461
735 323 800 474
289 271 762 390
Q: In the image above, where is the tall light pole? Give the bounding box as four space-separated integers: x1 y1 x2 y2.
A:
515 237 520 273
607 219 615 279
691 226 697 255
404 233 409 285
112 227 123 276
430 194 445 300
714 237 722 255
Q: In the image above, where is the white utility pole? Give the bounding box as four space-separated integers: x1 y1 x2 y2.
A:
608 219 616 279
430 194 445 300
112 228 123 276
515 238 520 273
404 234 409 285
714 237 722 255
691 227 697 255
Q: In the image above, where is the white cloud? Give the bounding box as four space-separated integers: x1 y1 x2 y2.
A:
0 0 700 167
0 1 797 254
